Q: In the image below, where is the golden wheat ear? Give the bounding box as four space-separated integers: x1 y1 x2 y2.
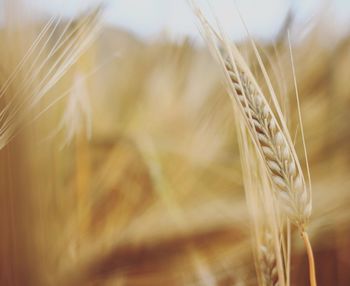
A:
223 58 311 226
190 2 316 286
191 0 311 228
201 10 311 223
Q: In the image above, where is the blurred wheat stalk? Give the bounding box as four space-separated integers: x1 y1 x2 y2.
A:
1 1 350 286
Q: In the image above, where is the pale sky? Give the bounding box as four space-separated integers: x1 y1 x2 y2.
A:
4 0 350 40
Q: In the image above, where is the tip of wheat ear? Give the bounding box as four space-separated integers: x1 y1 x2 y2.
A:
224 59 311 226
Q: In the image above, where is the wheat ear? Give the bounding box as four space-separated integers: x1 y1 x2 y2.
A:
191 3 316 285
224 55 316 286
224 59 311 226
190 2 311 226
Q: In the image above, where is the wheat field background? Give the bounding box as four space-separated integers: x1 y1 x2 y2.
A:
0 2 350 286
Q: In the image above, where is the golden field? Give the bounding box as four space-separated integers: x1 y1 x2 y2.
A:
0 4 350 286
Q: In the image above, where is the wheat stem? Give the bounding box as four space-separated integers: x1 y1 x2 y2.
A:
301 231 317 286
